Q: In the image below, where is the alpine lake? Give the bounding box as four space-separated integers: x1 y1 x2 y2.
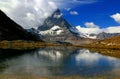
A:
0 46 120 79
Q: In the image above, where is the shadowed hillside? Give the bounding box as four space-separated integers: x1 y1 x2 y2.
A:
0 10 42 41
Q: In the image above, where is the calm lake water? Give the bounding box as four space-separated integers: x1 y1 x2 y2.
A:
0 47 120 78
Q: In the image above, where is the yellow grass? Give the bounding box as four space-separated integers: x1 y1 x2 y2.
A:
0 40 69 49
0 74 118 79
1 40 120 50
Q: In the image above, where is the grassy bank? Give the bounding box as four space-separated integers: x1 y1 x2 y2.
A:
0 40 67 49
1 40 120 50
0 74 118 79
74 44 120 50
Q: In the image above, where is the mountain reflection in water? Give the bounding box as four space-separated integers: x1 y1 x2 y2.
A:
0 47 120 77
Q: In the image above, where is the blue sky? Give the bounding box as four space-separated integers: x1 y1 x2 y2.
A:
0 0 120 33
61 0 120 28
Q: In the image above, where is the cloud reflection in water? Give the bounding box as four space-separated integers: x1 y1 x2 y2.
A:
0 48 120 77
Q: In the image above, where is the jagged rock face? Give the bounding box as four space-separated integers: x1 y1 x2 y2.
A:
38 9 77 32
38 9 79 41
97 32 120 39
0 10 42 41
38 9 64 31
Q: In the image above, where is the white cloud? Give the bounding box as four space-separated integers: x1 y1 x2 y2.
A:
75 49 101 64
111 13 120 23
75 49 118 67
76 22 120 34
76 25 101 34
53 0 97 9
0 0 57 29
70 11 78 15
65 8 71 11
85 22 99 28
104 26 120 33
0 0 97 29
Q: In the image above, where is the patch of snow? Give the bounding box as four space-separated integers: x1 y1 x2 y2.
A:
69 26 79 34
68 25 88 38
85 34 97 39
53 13 62 19
39 25 63 35
78 33 88 38
51 25 61 30
56 30 63 35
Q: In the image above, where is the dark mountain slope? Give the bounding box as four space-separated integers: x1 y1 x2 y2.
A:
0 10 42 41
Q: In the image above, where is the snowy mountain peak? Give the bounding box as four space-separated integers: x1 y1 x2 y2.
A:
27 9 97 44
37 9 80 36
